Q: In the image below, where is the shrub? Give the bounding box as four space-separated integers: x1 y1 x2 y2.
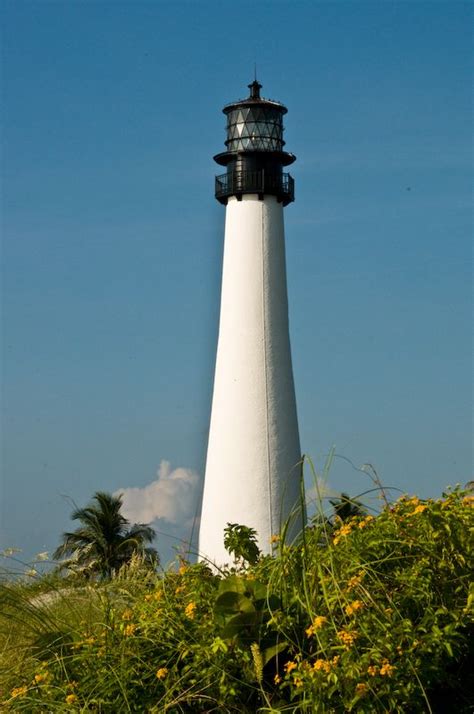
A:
1 489 472 712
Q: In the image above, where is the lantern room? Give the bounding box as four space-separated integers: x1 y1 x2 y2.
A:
214 80 296 206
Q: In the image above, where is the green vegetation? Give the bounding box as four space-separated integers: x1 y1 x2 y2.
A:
1 487 473 712
53 491 159 579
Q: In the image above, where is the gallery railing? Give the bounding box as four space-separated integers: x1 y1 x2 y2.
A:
215 170 294 205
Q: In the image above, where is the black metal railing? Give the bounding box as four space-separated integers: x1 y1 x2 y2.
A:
215 170 294 205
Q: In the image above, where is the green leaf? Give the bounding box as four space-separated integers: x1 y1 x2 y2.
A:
444 641 453 657
216 575 248 596
261 641 288 666
251 580 269 600
221 611 262 640
214 591 256 615
255 593 282 612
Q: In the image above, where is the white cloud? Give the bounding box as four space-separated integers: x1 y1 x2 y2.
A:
115 461 201 526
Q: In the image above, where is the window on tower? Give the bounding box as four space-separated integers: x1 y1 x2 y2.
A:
225 106 284 152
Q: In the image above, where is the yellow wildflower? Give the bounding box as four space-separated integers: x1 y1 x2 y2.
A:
380 660 395 676
355 682 369 696
333 522 354 545
314 614 327 628
347 571 365 589
11 686 28 698
65 693 78 705
339 524 353 536
305 615 327 636
178 564 187 575
270 534 280 544
332 655 340 666
274 673 282 684
337 629 358 648
175 584 186 594
144 593 153 602
345 600 364 616
33 672 49 684
123 623 137 636
412 504 427 515
156 667 168 680
313 659 331 673
284 660 297 674
185 601 197 619
294 676 304 687
367 665 378 676
122 608 133 621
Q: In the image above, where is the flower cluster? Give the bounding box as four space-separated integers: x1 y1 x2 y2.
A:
11 686 28 699
345 599 364 616
347 570 365 590
333 522 353 545
337 628 358 648
367 659 395 677
305 615 327 637
411 504 427 515
312 658 331 673
123 623 137 637
185 601 197 619
380 660 396 676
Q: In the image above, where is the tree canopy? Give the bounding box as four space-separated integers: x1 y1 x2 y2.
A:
53 491 159 579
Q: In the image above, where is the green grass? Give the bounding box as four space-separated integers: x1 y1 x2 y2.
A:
1 486 473 712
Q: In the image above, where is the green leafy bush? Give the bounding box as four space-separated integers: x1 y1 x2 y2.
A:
1 489 473 712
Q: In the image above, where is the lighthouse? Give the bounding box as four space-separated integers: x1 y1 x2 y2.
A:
199 80 301 565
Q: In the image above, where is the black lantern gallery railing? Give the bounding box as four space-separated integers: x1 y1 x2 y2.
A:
215 170 294 206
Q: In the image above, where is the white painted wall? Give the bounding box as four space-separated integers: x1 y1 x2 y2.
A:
199 194 301 565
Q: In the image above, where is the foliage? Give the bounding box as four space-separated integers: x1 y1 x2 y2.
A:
224 523 261 566
53 491 159 580
328 492 367 522
0 489 473 712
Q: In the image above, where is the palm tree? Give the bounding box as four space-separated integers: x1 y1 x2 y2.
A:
329 492 366 522
53 492 159 579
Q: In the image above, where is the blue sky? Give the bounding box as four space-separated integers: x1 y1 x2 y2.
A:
1 1 472 567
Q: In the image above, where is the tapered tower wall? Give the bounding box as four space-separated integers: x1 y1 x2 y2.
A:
198 194 301 565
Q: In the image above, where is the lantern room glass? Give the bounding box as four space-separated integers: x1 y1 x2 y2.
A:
225 106 284 152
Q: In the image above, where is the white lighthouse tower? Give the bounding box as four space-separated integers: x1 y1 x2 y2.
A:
199 80 301 565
